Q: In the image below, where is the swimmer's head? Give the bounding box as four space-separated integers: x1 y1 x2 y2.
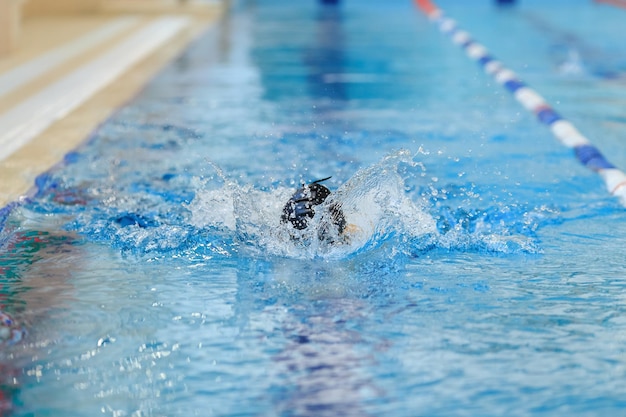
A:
281 177 346 236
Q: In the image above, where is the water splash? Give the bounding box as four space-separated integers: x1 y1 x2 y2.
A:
188 150 437 260
1 150 550 261
557 48 586 76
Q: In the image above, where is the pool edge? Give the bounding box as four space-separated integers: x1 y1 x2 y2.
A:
0 8 224 210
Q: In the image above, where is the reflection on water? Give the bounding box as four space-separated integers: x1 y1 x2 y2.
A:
2 0 626 415
0 229 81 415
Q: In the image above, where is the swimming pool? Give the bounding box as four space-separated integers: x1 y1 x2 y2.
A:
2 0 626 415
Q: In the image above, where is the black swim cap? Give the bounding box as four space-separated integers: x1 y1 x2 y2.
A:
281 177 346 235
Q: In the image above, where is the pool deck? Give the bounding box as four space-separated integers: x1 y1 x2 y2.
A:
0 3 223 208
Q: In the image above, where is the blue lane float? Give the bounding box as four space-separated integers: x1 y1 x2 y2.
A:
415 0 626 206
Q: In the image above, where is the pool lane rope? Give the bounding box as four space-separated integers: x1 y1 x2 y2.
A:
414 0 626 206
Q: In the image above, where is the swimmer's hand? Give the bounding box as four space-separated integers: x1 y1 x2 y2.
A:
339 223 362 243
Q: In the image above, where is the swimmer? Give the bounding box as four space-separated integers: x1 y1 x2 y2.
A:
281 177 358 242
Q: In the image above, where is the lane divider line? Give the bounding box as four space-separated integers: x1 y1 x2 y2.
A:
0 16 190 163
0 16 140 99
413 0 626 205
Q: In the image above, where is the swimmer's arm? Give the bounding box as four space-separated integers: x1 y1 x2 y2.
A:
340 223 362 243
344 223 361 235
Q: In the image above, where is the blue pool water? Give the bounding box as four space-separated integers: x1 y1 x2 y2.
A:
2 0 626 415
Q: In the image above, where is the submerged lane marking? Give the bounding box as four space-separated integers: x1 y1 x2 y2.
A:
413 0 626 205
0 16 190 162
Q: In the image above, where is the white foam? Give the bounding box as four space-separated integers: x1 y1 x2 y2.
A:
187 151 436 260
